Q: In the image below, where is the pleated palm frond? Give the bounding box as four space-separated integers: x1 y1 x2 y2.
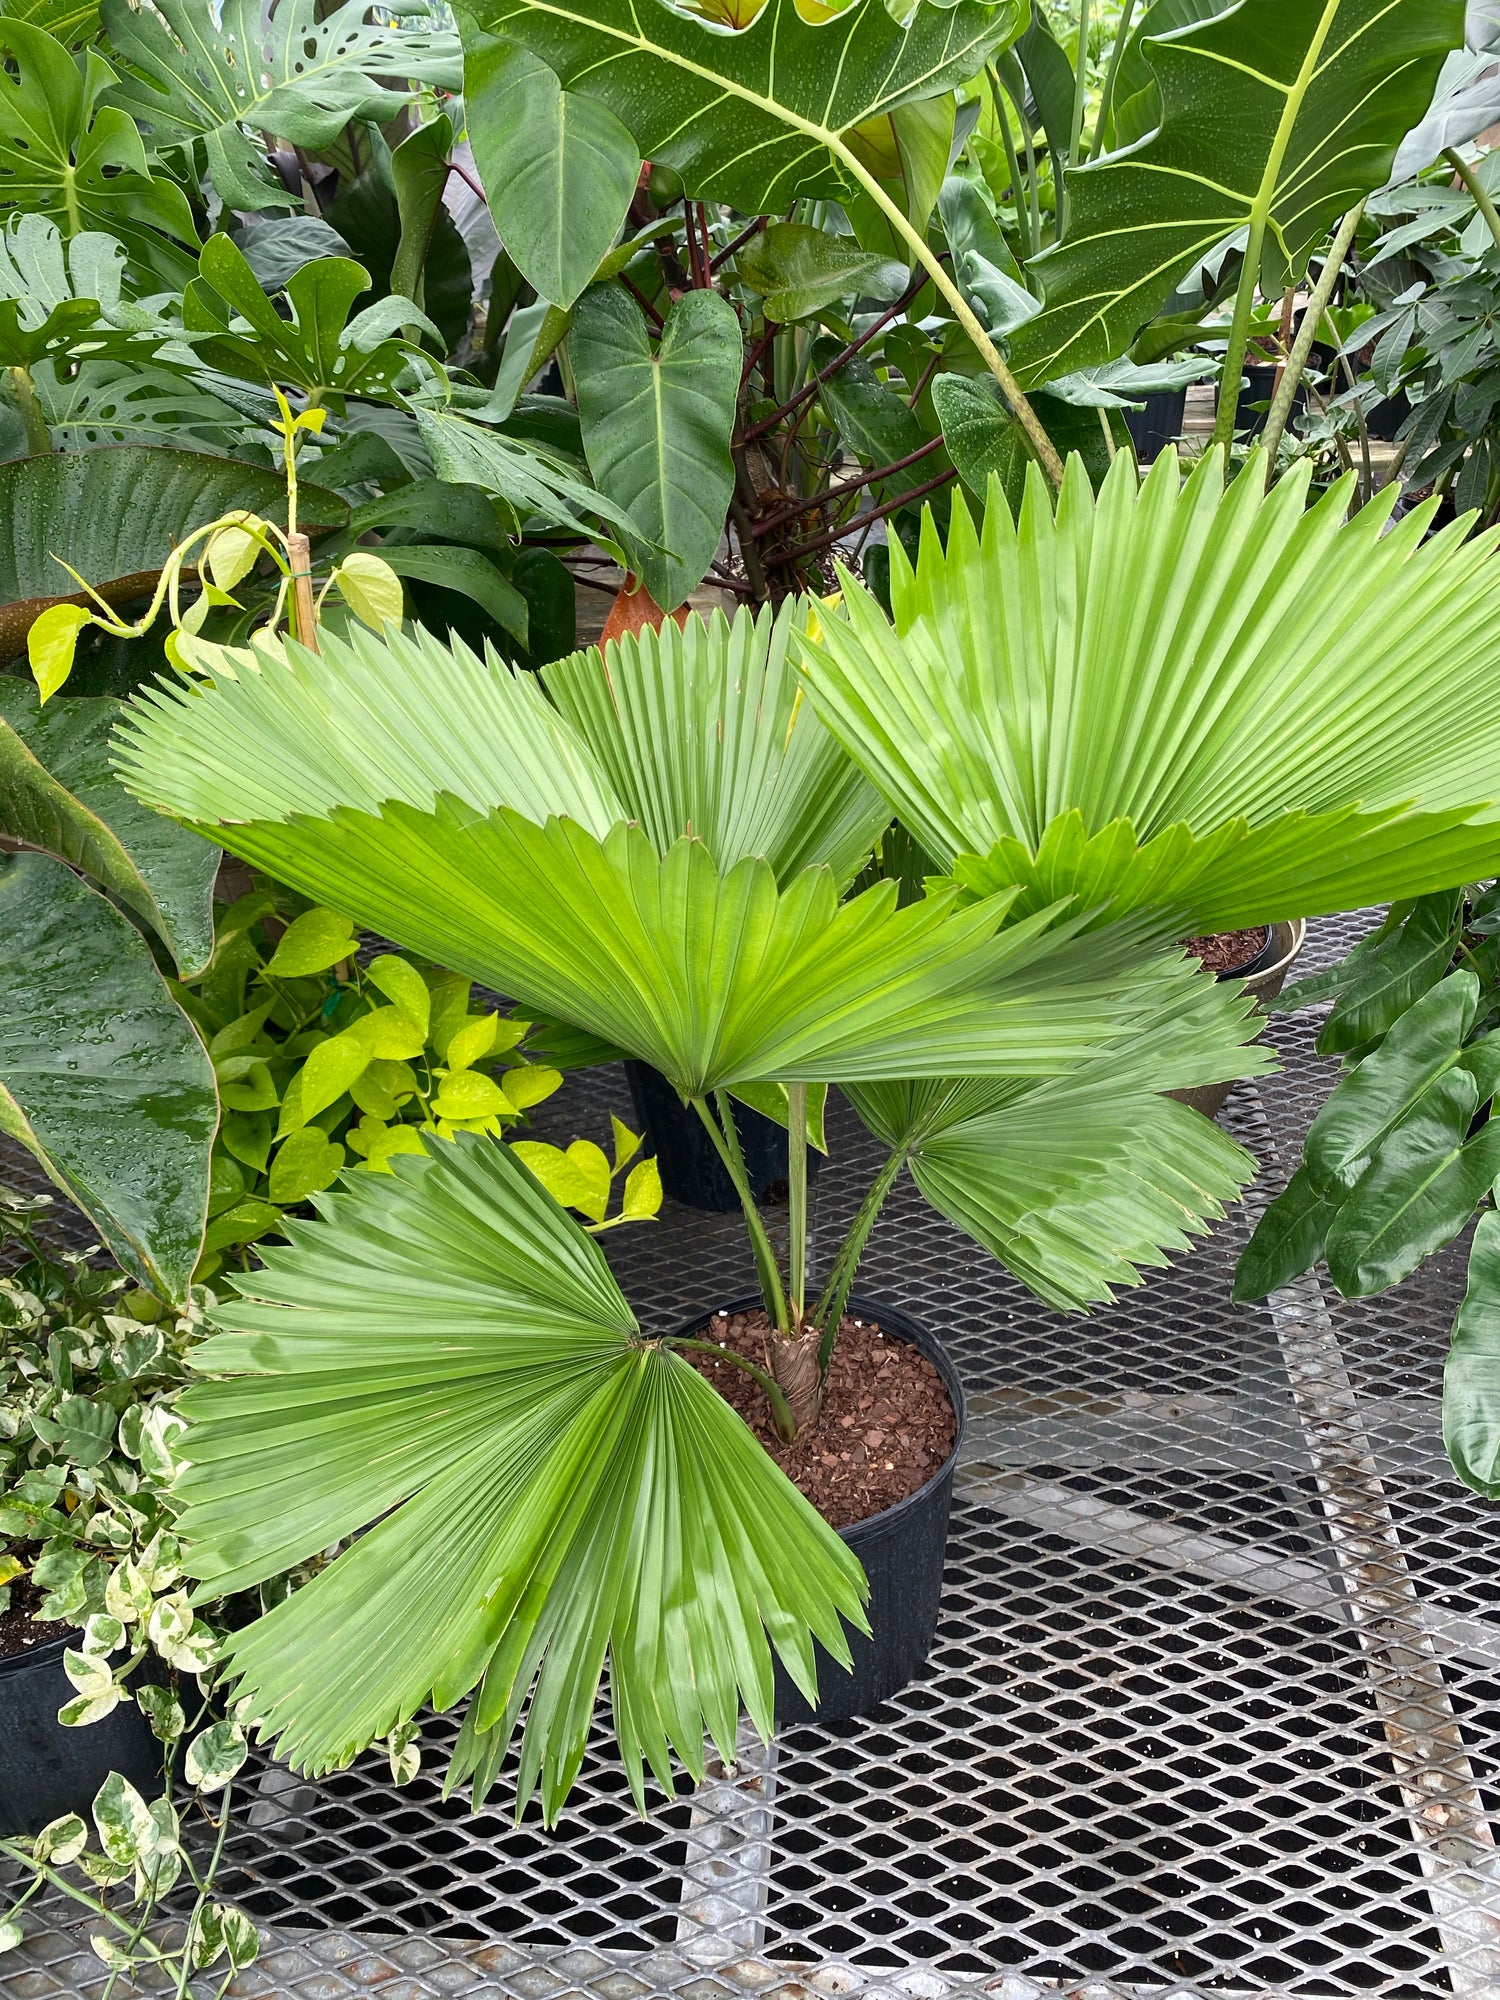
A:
542 601 889 890
177 1134 868 1822
796 449 1500 933
115 621 1267 1100
847 994 1259 1310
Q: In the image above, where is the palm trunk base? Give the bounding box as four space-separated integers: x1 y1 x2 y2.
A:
770 1328 824 1436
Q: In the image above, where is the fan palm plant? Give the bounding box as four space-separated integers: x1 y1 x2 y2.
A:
115 593 1264 1816
795 446 1500 935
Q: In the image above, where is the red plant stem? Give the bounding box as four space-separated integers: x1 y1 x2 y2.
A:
741 274 927 444
763 466 957 568
619 270 665 328
712 215 767 273
748 435 946 540
908 349 942 408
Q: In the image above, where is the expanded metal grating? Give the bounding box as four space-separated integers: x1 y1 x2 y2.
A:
12 910 1500 1999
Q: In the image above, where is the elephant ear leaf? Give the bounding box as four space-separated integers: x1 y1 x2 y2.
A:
0 852 216 1303
470 0 1026 215
570 286 742 612
173 1133 866 1822
1008 0 1465 386
0 679 217 976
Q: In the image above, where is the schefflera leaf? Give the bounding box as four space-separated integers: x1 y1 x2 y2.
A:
176 1134 867 1821
794 448 1500 935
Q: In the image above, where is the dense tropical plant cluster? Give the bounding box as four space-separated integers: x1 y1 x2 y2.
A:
2 0 1500 1883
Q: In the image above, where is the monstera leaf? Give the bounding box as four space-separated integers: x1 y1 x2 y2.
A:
469 0 1025 215
0 19 199 285
0 0 98 37
570 287 742 610
0 851 215 1301
116 607 1263 1103
1007 0 1464 386
0 678 216 974
0 214 179 371
795 449 1500 933
100 0 462 215
173 1133 867 1818
0 446 348 661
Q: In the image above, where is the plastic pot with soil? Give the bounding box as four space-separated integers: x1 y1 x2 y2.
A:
625 1061 826 1210
682 1293 963 1725
0 1583 164 1837
1171 919 1307 1120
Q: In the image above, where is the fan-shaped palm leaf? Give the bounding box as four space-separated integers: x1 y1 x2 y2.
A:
116 612 1265 1099
796 449 1500 933
177 1133 867 1821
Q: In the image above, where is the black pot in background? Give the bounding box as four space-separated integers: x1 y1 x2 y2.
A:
624 1062 823 1212
1234 360 1304 437
1125 387 1188 462
679 1292 965 1728
1365 388 1411 441
0 1635 164 1836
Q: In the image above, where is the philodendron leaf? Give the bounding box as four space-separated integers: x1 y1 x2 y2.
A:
99 0 462 215
0 18 199 287
1233 1166 1343 1303
471 0 1026 215
571 286 741 611
0 446 348 665
1007 0 1465 386
0 851 215 1302
0 679 217 975
174 1134 867 1821
1445 1208 1500 1497
734 222 907 322
464 34 640 310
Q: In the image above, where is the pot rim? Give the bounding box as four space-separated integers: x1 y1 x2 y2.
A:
668 1289 966 1539
0 1628 74 1679
1252 916 1307 986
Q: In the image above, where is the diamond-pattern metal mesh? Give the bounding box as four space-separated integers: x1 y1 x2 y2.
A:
13 911 1500 1999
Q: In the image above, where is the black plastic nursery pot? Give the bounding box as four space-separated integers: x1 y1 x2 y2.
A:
677 1291 965 1729
1124 388 1188 462
624 1062 824 1212
0 1632 164 1836
1170 917 1307 1124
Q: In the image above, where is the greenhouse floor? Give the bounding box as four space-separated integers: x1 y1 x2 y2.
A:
13 911 1500 2000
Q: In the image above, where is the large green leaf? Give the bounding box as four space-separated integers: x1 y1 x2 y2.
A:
795 450 1500 934
0 850 215 1301
470 0 1025 215
115 611 1265 1100
2 1 99 42
0 214 180 371
571 286 742 611
99 0 462 216
0 446 348 662
1445 1210 1500 1498
847 996 1257 1310
188 237 439 403
464 33 640 310
413 405 639 561
1007 0 1464 386
175 1133 866 1818
0 678 216 974
0 19 198 286
734 222 907 324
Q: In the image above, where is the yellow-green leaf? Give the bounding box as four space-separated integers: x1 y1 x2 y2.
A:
298 1020 376 1120
621 1154 663 1220
28 604 92 703
362 1005 427 1061
333 552 405 632
431 1069 507 1120
268 1128 346 1203
358 1124 429 1172
205 513 271 591
445 1011 500 1071
502 1064 562 1112
610 1114 643 1172
263 907 356 977
366 955 430 1039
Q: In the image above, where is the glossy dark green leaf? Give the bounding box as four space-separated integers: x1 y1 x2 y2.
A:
1232 1165 1342 1301
814 338 933 498
374 545 529 644
512 548 576 667
734 223 906 323
1303 971 1479 1196
1008 0 1464 386
571 286 741 611
0 679 216 974
1016 7 1075 150
390 115 466 317
1315 890 1462 1054
1323 1066 1500 1295
930 374 1120 506
464 34 639 309
472 0 1025 216
0 851 216 1302
347 480 510 552
1444 1209 1500 1496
